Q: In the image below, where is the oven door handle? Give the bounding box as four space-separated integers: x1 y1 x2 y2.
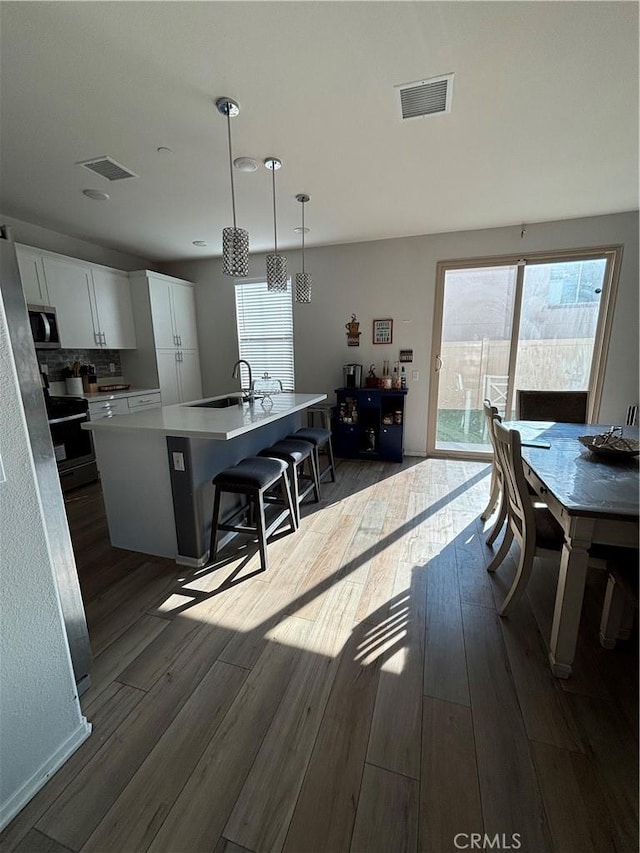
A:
48 413 88 425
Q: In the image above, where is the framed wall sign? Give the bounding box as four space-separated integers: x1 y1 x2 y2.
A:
373 319 393 344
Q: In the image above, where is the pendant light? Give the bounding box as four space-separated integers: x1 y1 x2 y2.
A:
264 157 287 291
295 193 312 303
216 97 249 277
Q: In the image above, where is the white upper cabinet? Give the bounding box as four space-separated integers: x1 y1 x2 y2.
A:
170 282 199 350
16 245 137 350
42 256 96 348
91 268 136 349
148 278 176 349
16 245 50 305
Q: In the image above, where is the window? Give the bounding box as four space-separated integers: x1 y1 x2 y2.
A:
548 259 606 305
234 279 295 391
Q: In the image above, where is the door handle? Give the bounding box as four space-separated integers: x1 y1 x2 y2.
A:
435 355 443 372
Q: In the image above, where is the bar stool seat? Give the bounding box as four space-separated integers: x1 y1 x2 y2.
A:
288 427 336 484
259 438 320 525
209 455 296 574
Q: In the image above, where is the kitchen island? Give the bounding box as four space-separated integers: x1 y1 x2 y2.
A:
83 392 327 566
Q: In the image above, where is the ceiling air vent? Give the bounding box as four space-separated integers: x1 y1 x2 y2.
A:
76 156 138 181
397 73 454 120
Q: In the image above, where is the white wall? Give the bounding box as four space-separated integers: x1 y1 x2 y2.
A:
160 211 639 454
0 213 153 271
0 293 90 829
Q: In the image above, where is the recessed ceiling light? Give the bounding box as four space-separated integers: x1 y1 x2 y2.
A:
82 189 110 201
293 226 310 234
192 240 208 247
233 157 258 172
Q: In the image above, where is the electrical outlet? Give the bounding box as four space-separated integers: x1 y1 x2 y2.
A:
412 370 419 381
172 452 185 472
39 363 48 375
109 363 116 374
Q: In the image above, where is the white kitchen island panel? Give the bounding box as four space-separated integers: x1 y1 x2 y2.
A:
84 393 327 565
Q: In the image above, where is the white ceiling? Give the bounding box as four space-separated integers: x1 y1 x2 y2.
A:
1 1 638 262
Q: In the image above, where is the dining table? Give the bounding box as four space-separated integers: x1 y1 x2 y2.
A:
503 420 639 678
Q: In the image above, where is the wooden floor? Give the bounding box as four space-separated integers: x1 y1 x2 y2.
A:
2 457 638 853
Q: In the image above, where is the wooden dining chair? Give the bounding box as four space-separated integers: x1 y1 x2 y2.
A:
599 552 638 649
516 390 589 423
480 399 507 547
486 421 566 615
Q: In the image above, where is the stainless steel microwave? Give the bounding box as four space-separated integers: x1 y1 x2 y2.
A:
28 304 61 349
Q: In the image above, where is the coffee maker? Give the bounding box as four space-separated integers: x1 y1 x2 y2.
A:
343 363 363 389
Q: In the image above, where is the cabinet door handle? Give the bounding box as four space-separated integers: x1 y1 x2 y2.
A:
101 331 107 346
178 334 182 346
94 331 100 345
435 355 443 372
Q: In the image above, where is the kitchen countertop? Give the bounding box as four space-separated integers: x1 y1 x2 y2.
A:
60 387 161 402
83 392 327 440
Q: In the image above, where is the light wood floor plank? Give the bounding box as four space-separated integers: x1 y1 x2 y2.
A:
461 603 553 852
82 661 246 853
355 516 408 626
366 561 426 780
224 581 362 853
213 840 255 853
419 697 483 853
423 547 470 706
531 741 622 853
0 683 143 853
350 764 418 853
147 616 313 853
455 527 496 610
282 616 383 853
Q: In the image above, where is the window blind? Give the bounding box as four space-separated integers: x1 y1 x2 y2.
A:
234 279 295 391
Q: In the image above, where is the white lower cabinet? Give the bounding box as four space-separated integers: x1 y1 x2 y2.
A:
156 349 201 406
127 392 162 412
88 398 130 420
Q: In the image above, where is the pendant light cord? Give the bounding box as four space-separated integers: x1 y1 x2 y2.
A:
226 111 237 229
271 165 278 255
301 201 305 273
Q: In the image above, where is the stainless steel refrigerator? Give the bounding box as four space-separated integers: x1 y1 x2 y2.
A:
1 226 92 694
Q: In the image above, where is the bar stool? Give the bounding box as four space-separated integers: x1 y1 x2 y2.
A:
287 427 336 485
259 438 320 525
209 456 296 573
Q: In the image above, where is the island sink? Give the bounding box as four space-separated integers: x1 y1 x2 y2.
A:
187 396 243 409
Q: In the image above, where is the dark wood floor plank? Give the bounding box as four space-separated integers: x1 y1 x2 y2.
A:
0 683 143 853
531 740 623 853
12 829 73 853
82 661 246 853
419 697 483 853
350 764 418 853
423 547 470 706
366 561 426 780
223 581 362 852
462 603 553 852
146 616 313 853
283 615 383 853
36 622 236 850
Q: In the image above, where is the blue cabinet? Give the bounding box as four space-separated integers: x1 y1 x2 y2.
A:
332 388 407 463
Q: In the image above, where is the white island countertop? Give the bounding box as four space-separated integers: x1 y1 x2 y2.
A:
83 392 327 440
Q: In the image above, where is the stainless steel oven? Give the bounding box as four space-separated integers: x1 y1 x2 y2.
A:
46 396 98 491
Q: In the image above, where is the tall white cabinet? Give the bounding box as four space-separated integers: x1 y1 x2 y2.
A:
122 271 202 405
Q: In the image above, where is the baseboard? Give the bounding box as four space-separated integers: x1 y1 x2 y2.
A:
0 716 92 831
404 450 427 458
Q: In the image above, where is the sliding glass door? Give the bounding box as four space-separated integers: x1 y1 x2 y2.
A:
428 248 620 456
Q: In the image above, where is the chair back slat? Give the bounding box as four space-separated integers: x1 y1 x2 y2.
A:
492 421 535 544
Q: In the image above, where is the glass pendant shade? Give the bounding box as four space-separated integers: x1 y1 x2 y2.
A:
265 157 287 292
222 226 249 276
217 97 249 277
266 253 288 291
294 193 312 303
295 271 312 303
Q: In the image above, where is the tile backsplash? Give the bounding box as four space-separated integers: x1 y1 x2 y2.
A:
38 348 122 382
